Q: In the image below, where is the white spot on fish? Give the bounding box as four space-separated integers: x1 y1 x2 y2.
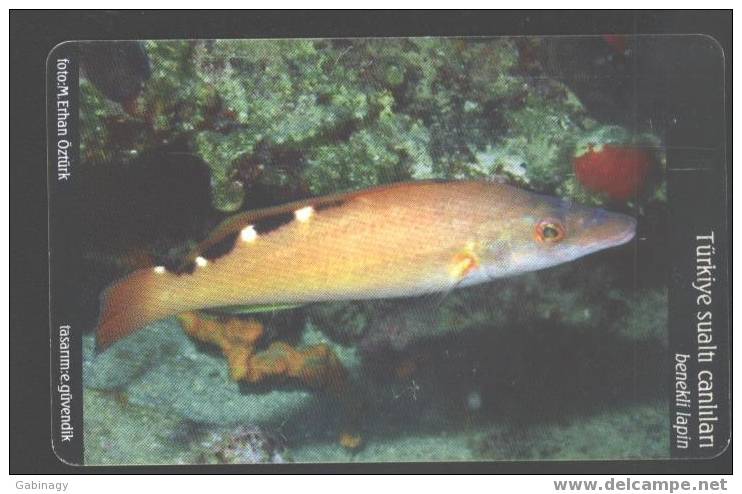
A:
294 206 315 223
240 225 258 243
153 266 166 274
195 256 208 268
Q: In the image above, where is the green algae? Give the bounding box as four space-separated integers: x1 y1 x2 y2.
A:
81 38 664 211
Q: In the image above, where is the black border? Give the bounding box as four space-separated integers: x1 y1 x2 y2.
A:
10 9 732 474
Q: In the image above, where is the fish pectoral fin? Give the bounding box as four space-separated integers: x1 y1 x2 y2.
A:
411 250 482 318
177 180 451 271
448 244 481 281
177 192 352 271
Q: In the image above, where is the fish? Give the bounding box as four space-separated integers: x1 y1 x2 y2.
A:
96 180 636 350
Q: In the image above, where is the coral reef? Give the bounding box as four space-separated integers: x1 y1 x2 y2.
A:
80 38 665 214
177 312 348 392
177 312 263 382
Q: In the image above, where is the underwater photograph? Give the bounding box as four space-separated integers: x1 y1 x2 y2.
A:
68 36 679 465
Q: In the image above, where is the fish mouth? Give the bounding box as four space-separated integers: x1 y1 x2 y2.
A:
575 212 637 255
609 215 637 247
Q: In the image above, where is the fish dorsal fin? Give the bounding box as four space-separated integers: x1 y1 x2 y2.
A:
175 180 450 273
175 189 356 272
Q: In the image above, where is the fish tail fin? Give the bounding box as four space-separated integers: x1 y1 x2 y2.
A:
95 268 181 351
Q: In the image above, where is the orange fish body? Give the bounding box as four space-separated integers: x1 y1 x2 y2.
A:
97 180 636 349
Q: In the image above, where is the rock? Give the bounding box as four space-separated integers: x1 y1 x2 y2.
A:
85 319 318 425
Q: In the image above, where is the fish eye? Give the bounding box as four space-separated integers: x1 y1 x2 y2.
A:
535 220 566 243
